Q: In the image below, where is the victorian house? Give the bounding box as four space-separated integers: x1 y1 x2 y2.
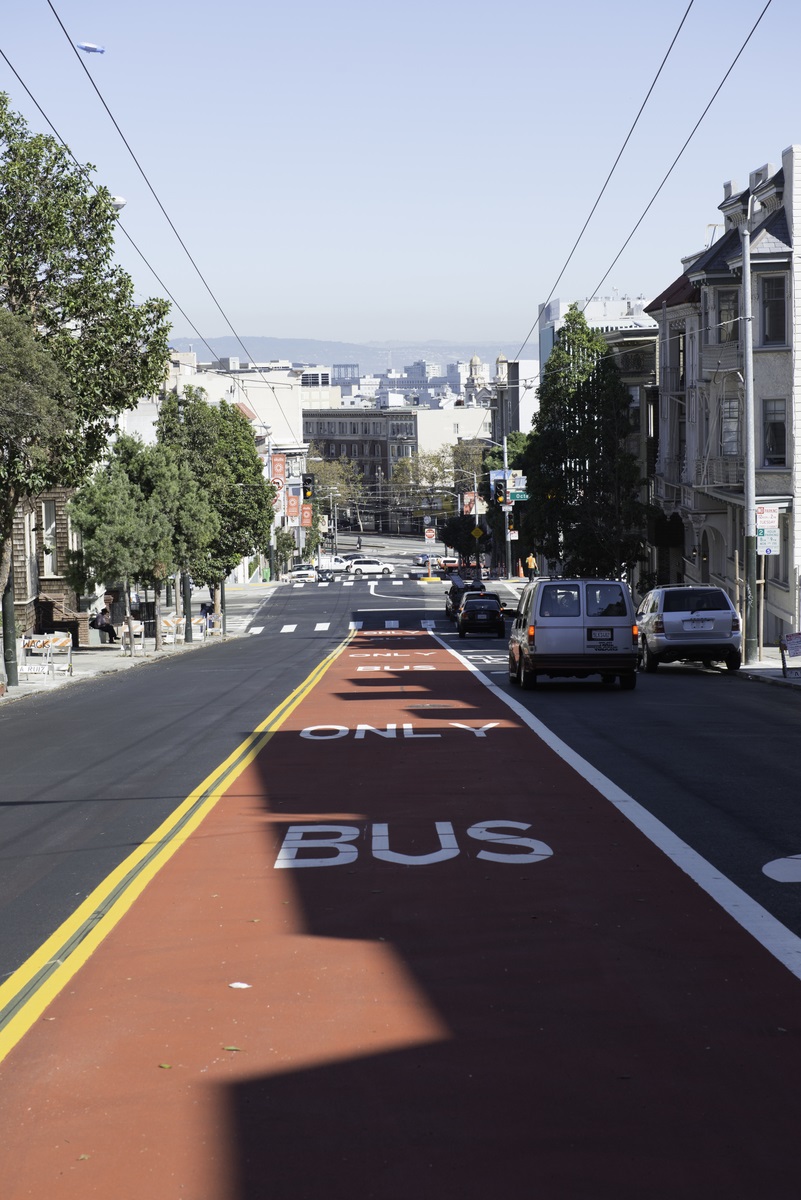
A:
645 147 800 644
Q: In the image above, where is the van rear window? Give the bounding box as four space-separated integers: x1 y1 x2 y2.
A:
586 584 627 618
539 584 581 617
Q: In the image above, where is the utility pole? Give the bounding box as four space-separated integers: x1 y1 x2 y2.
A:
741 203 758 664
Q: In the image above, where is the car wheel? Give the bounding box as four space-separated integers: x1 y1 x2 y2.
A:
382 568 391 575
641 638 659 673
619 671 637 691
519 655 536 690
508 653 517 683
601 675 615 687
726 651 741 671
354 568 363 576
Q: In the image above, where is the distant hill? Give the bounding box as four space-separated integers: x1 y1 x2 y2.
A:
168 336 527 378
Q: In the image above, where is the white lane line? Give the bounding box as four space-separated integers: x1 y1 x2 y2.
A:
314 622 331 632
281 624 297 633
431 631 801 985
349 621 363 630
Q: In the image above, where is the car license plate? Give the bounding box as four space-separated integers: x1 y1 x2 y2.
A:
590 628 612 640
476 613 487 620
686 619 712 630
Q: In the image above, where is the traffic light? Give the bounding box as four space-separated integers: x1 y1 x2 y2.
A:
494 479 506 504
301 473 316 501
507 510 515 533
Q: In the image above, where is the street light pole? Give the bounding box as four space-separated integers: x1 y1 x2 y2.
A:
502 435 512 579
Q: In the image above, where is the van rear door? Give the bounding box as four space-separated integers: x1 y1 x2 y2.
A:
535 582 584 655
583 581 633 658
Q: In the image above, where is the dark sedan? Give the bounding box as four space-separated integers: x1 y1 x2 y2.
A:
456 596 507 639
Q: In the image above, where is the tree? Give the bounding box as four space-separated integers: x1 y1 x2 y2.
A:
0 93 171 594
520 304 647 577
439 514 489 567
0 309 75 591
306 447 367 531
389 446 455 515
156 388 275 589
69 436 216 648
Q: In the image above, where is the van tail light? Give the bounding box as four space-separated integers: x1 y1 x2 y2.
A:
631 624 639 644
528 625 536 642
731 614 741 632
653 616 665 634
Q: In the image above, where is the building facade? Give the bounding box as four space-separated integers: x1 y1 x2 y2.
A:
645 147 801 642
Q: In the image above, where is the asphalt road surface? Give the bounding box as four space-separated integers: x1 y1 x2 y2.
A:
2 572 801 1198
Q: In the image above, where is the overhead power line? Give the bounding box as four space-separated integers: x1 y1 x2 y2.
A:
43 0 301 439
513 0 696 363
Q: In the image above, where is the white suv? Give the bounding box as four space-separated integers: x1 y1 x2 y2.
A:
636 585 741 672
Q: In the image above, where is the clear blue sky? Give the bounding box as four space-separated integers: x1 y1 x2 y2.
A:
0 0 794 350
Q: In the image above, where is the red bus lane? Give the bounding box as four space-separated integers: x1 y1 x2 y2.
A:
2 629 801 1199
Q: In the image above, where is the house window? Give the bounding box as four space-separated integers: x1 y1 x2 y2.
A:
41 499 58 575
718 289 739 343
763 399 787 466
351 443 358 456
761 276 786 345
702 292 710 345
721 398 740 456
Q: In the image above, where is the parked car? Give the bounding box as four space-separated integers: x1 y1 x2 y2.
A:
636 585 741 671
456 595 507 639
280 563 318 583
346 558 395 577
508 578 639 689
415 552 433 566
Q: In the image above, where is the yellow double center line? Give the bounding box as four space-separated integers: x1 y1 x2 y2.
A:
0 633 354 1064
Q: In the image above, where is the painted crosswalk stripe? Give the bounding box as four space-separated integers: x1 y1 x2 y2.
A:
317 582 330 587
392 580 402 585
314 622 331 632
249 626 264 635
385 620 399 629
343 581 354 587
348 621 363 630
421 621 435 629
281 624 297 633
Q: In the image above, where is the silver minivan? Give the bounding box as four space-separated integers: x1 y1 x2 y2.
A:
508 578 639 690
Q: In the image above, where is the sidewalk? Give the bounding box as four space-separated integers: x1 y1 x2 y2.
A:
0 583 277 705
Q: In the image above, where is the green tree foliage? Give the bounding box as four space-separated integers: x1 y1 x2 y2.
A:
439 514 489 567
157 388 276 584
389 446 455 516
520 304 647 577
0 94 171 593
0 309 75 591
70 435 216 645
